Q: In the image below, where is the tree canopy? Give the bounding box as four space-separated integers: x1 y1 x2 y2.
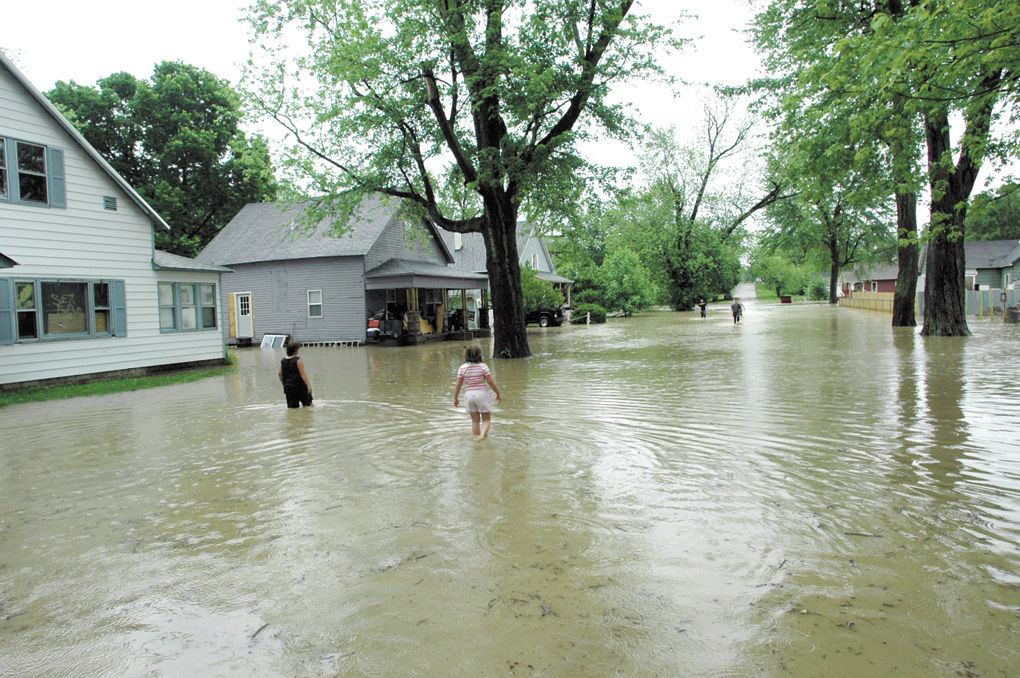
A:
244 0 669 357
47 62 278 257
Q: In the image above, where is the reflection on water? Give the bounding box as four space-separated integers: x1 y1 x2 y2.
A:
1 301 1018 676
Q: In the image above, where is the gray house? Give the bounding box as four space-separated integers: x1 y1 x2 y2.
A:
195 196 487 345
443 225 573 308
963 240 1020 290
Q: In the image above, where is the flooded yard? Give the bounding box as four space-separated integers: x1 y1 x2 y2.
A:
1 301 1018 676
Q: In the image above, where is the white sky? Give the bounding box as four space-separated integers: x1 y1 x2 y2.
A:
1 0 764 141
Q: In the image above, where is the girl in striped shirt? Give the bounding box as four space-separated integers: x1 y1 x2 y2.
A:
453 345 503 441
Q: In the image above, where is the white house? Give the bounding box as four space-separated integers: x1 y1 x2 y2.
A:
0 53 229 388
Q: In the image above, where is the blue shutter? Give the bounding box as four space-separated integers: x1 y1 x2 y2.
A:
47 147 66 208
4 138 16 202
111 279 127 337
0 278 13 344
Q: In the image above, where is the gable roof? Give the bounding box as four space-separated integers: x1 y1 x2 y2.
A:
440 222 571 283
964 240 1019 268
196 195 455 266
0 251 17 268
153 250 231 273
0 52 169 231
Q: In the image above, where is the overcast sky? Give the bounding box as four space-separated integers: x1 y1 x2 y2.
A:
1 0 763 137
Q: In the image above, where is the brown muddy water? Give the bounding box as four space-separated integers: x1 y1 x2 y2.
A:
1 301 1018 677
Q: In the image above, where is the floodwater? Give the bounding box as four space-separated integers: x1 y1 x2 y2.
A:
1 300 1018 677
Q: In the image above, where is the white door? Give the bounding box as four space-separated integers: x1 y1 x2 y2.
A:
236 292 253 338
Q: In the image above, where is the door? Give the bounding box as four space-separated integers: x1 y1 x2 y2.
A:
236 292 253 338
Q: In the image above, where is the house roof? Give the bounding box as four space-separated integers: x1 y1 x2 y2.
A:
195 195 455 266
965 239 1020 268
440 223 572 283
363 258 489 290
153 250 231 273
0 251 17 268
0 52 169 232
854 262 901 281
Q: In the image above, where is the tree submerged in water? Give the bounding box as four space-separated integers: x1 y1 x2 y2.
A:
244 0 669 358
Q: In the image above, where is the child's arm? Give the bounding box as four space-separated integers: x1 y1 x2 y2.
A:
278 364 284 384
453 376 464 407
485 374 502 403
297 357 313 394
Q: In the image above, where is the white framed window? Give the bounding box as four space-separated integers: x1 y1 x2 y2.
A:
159 282 218 332
3 279 123 342
308 289 323 318
0 137 66 207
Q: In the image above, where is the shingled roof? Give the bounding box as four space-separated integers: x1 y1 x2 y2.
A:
196 195 453 266
964 240 1020 268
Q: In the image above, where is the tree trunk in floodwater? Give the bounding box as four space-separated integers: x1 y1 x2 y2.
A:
483 194 531 359
922 111 974 337
892 191 918 327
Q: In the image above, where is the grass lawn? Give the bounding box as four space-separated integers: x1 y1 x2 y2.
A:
0 358 237 407
755 283 780 302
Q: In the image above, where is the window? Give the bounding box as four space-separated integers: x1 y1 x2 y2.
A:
158 282 176 330
199 284 217 329
0 137 65 207
16 142 47 204
308 290 323 318
180 284 197 330
1 279 125 343
158 281 218 332
16 281 37 339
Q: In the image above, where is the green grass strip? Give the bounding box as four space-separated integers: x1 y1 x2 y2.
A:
0 359 237 407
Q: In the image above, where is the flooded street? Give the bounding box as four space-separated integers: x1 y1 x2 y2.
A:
1 300 1018 677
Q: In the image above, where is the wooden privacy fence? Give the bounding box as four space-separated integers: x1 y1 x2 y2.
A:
838 292 898 313
839 289 1020 318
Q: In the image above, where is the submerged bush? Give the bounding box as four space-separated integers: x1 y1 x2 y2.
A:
570 303 607 324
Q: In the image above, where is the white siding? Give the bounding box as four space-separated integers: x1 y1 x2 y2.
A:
0 65 224 386
520 238 552 273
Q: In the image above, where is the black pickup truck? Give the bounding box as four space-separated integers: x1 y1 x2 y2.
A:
524 306 564 327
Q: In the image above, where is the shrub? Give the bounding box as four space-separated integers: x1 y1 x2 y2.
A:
808 279 828 300
570 303 607 324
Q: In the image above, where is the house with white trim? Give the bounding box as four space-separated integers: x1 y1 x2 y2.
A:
0 53 229 388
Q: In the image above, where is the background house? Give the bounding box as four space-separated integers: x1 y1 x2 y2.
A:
963 240 1020 290
0 53 228 388
195 197 488 345
443 225 573 310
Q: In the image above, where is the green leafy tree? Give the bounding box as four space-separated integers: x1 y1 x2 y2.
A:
598 247 654 316
640 99 789 309
520 265 563 313
245 0 669 358
752 251 811 298
48 62 278 257
967 184 1020 241
754 0 1020 334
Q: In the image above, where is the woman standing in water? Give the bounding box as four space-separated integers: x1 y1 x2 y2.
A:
279 342 314 408
453 345 502 440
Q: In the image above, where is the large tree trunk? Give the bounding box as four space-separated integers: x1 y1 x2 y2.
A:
483 194 531 359
828 259 839 304
892 191 918 327
921 112 971 336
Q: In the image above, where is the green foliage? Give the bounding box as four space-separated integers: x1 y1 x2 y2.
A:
967 184 1020 241
47 63 278 257
520 265 563 313
751 251 811 297
598 248 655 316
808 279 828 301
570 303 607 324
244 0 671 358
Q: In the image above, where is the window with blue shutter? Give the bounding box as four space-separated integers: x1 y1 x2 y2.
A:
0 278 126 342
0 135 66 208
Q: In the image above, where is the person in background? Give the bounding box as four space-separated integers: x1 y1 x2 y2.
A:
453 345 502 441
730 297 745 324
279 342 314 408
698 298 708 319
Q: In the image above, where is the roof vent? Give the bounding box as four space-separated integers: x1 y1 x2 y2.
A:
103 196 118 211
454 233 463 251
